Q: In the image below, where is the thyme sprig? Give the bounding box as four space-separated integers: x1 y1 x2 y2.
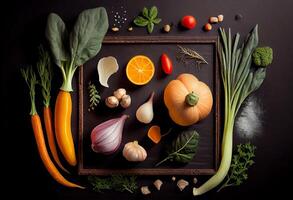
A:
177 45 208 67
88 81 100 111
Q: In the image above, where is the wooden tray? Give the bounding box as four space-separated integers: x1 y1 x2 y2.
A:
78 36 220 175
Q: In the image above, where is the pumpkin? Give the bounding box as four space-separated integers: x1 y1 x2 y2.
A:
164 73 213 126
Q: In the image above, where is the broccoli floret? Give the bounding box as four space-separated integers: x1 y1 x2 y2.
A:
252 47 273 67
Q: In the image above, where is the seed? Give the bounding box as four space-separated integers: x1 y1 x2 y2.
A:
204 23 212 31
193 177 198 184
128 27 133 32
209 17 218 23
111 27 119 32
163 24 171 33
171 176 176 181
218 14 224 22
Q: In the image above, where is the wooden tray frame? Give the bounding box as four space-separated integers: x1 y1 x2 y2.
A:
78 36 220 175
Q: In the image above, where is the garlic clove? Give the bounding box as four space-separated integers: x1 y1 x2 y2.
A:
97 56 119 88
136 92 154 124
177 179 189 191
153 179 163 191
141 186 151 195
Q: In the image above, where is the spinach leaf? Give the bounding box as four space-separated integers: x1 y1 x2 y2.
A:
156 130 200 166
70 7 109 66
45 13 69 67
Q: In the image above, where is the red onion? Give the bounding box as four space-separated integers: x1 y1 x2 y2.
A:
90 115 128 155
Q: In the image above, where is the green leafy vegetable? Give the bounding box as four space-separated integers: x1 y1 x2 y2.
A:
88 175 138 193
194 25 269 196
133 6 161 33
46 7 109 92
252 47 273 67
218 143 256 192
36 46 52 107
88 81 100 111
156 130 199 166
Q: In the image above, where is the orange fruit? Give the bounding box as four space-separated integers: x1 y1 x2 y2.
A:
126 55 155 85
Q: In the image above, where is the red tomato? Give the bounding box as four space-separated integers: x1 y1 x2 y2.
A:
181 15 197 29
161 53 173 75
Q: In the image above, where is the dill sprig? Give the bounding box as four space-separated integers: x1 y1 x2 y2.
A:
177 45 208 67
88 175 138 193
88 81 100 111
217 143 256 192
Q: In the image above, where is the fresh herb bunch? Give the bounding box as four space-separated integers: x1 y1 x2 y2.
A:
156 130 199 166
88 175 138 193
218 143 256 192
88 81 100 111
133 6 161 33
177 45 208 67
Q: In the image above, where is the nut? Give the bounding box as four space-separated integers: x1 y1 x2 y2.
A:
120 94 131 108
193 177 198 184
111 27 119 32
177 179 189 191
105 96 119 108
163 24 171 33
204 23 212 31
209 17 219 23
218 14 224 22
113 88 126 101
141 186 151 195
153 179 163 191
128 27 133 31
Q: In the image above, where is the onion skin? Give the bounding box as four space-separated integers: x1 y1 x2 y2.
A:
90 115 128 155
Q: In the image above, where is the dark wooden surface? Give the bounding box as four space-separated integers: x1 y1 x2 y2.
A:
78 36 220 176
2 0 293 199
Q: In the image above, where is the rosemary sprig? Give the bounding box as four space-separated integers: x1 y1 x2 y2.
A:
88 81 100 111
88 175 138 193
217 143 256 192
177 45 208 67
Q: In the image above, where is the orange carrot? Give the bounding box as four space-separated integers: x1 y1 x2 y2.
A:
43 107 69 173
31 114 84 189
55 91 76 166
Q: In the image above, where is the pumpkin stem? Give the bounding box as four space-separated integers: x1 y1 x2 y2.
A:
185 92 199 106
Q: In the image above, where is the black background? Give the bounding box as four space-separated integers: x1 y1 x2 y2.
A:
2 0 293 199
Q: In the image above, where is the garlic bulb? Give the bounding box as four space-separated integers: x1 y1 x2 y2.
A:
123 141 147 162
136 92 154 124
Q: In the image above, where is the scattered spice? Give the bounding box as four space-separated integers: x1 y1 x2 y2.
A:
88 175 138 193
177 45 208 67
88 81 101 111
163 24 171 32
204 23 212 31
110 6 128 28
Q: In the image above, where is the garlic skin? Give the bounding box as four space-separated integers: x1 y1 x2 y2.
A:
105 96 119 108
123 141 147 162
177 179 189 191
136 92 154 124
120 95 131 108
114 88 126 101
97 56 119 88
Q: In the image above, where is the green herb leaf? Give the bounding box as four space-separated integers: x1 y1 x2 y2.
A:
156 130 199 166
133 16 149 27
147 22 154 33
152 18 162 24
88 81 100 111
70 7 109 66
45 13 69 67
142 7 149 19
149 6 158 19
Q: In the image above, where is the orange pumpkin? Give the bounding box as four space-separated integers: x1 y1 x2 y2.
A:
164 73 213 126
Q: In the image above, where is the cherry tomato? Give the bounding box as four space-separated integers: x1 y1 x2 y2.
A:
161 53 173 75
181 15 197 29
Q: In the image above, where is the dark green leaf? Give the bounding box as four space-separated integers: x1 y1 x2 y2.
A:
152 18 161 24
147 22 154 33
133 16 148 27
70 7 109 66
45 13 69 67
142 7 149 18
149 6 158 19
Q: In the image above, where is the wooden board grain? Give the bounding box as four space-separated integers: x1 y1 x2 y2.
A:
78 36 220 175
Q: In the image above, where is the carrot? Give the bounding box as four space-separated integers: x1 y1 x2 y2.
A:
148 126 172 144
37 47 69 173
21 67 84 189
31 114 84 189
55 91 76 166
44 107 69 173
